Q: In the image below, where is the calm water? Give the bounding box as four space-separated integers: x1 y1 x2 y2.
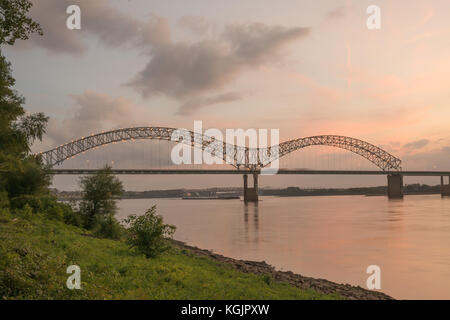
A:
116 195 450 299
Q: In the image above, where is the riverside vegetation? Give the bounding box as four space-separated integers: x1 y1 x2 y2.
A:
0 203 341 299
0 1 394 301
0 1 339 300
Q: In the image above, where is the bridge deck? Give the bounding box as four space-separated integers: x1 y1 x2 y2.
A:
50 169 450 176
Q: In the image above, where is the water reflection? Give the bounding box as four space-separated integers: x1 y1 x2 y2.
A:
117 195 450 299
243 202 259 244
387 198 405 223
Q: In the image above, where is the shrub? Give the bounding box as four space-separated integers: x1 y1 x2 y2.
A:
39 195 81 225
0 191 10 210
10 194 42 213
39 195 58 210
93 214 123 240
0 208 12 223
262 275 273 285
15 204 33 220
45 205 63 221
124 206 176 258
48 200 83 227
78 166 123 229
63 208 84 228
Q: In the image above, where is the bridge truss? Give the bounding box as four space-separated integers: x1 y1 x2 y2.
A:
36 127 402 171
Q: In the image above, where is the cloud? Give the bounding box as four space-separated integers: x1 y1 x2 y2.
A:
127 23 310 103
26 0 169 54
42 91 177 168
327 6 349 19
404 139 429 150
177 16 214 36
177 92 242 115
47 91 146 144
25 1 310 114
24 0 85 54
402 144 450 170
222 23 309 66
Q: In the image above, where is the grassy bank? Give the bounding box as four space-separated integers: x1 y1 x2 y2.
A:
0 211 340 300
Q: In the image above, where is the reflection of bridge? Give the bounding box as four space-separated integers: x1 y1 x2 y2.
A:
36 127 450 200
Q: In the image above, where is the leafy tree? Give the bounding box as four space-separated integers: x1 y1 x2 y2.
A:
0 0 42 45
0 55 48 155
79 166 124 230
0 54 50 199
0 1 48 203
124 206 176 258
93 214 123 240
0 53 50 202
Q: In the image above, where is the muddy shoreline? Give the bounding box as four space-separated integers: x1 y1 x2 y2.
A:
171 239 394 300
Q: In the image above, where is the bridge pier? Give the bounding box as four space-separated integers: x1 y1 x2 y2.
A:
441 176 450 197
387 174 403 199
243 173 259 202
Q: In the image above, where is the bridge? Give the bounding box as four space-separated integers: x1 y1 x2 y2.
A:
36 127 450 201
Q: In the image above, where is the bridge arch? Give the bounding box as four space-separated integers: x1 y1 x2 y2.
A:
272 135 402 171
36 127 402 171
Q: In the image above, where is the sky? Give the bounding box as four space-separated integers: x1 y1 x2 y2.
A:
4 0 450 190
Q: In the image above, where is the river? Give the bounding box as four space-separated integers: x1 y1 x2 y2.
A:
116 195 450 299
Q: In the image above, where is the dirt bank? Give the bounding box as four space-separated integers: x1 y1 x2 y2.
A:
171 239 393 300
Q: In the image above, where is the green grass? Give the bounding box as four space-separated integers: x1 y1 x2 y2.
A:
0 211 341 300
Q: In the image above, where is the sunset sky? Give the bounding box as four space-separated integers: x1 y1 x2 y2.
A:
4 0 450 190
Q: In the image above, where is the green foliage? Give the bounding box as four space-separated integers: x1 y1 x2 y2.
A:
14 203 33 220
124 206 176 258
45 205 63 221
0 1 48 206
263 274 273 285
10 193 83 227
0 207 11 223
3 156 51 199
0 55 48 157
10 194 42 212
79 166 124 230
93 214 124 240
0 53 50 201
62 207 84 228
0 190 9 210
40 195 83 227
0 213 341 299
0 4 51 228
0 55 24 143
0 0 43 45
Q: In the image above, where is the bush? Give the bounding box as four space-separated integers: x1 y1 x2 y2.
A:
63 208 84 228
0 191 10 210
45 205 63 221
10 195 42 213
78 166 123 230
15 204 33 220
39 195 58 210
93 214 123 240
124 206 176 258
37 195 79 225
0 208 12 223
47 200 83 227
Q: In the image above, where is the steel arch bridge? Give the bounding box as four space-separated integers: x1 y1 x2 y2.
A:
35 127 402 171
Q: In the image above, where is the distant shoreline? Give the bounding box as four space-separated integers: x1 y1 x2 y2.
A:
54 184 443 201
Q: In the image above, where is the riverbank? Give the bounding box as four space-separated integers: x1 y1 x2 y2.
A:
171 240 393 300
0 210 392 300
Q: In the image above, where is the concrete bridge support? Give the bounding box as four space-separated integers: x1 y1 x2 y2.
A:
441 176 450 197
387 174 403 199
243 173 259 202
